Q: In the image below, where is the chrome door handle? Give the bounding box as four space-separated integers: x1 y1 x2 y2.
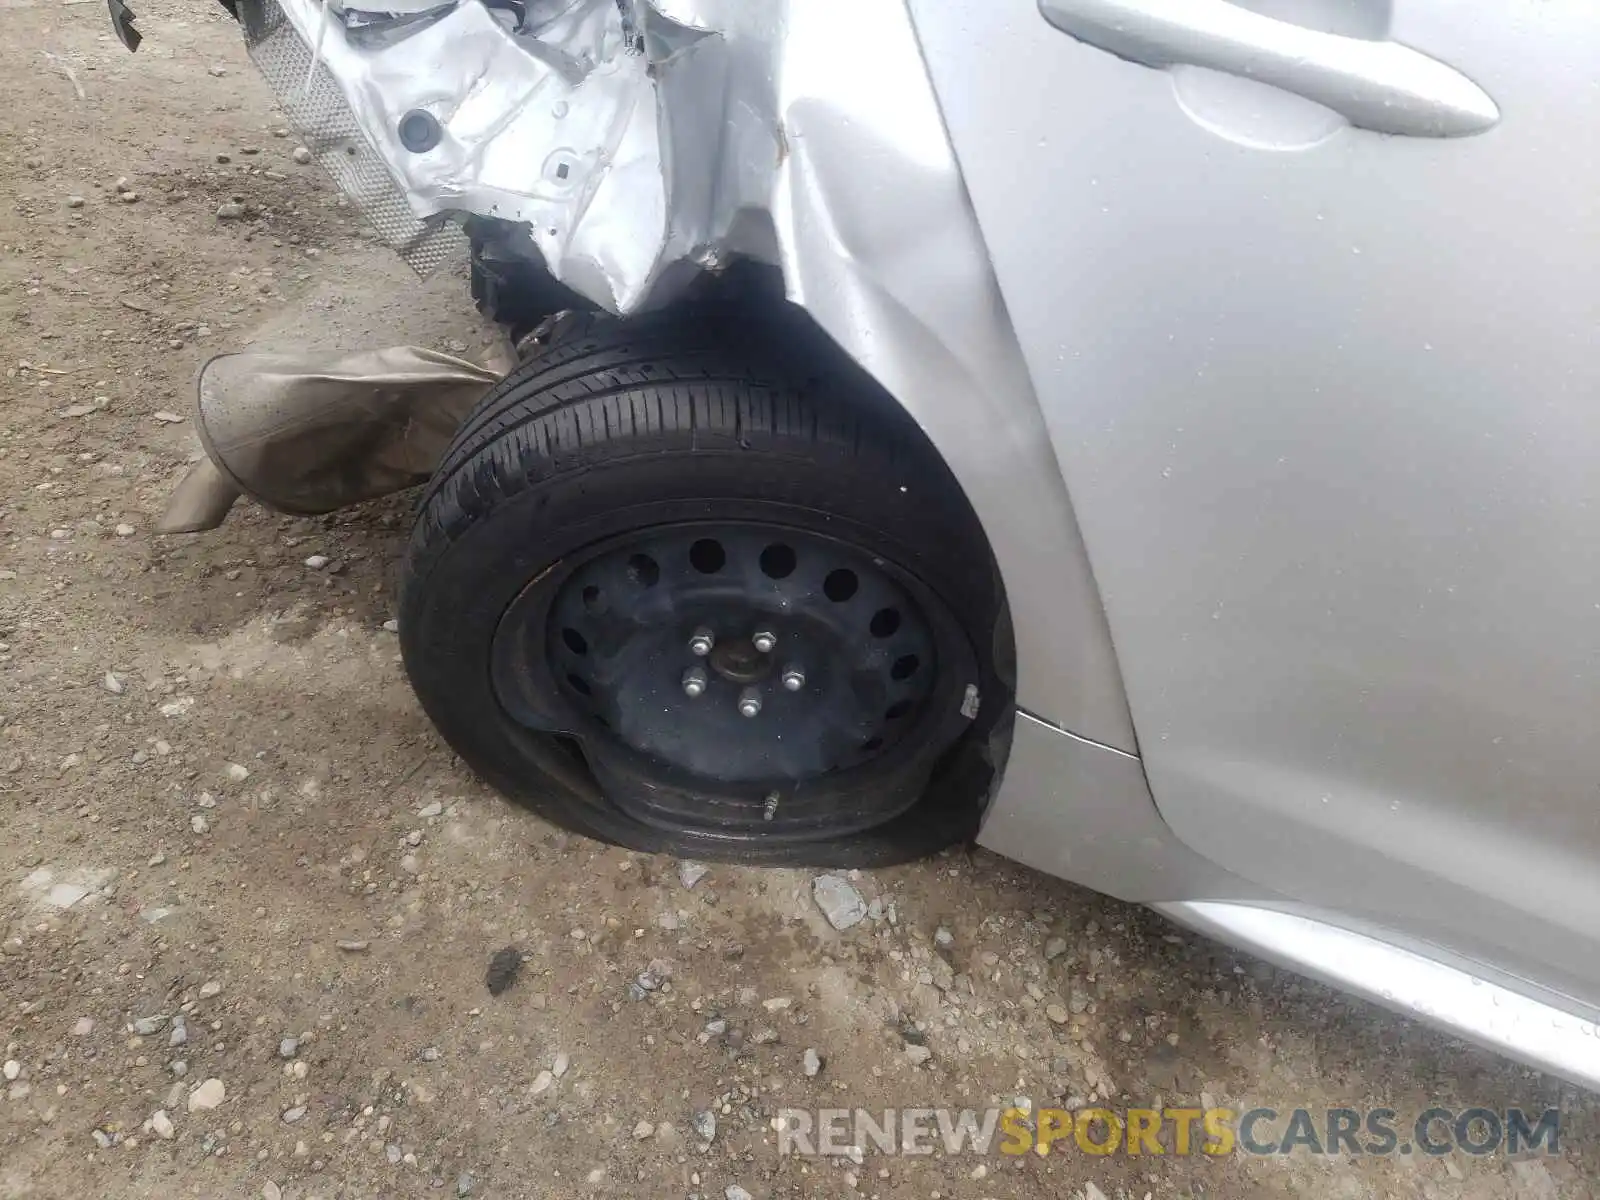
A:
1039 0 1499 137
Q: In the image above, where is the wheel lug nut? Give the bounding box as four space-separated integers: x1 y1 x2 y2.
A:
688 627 715 656
737 686 763 718
781 666 805 692
752 629 777 654
682 666 708 698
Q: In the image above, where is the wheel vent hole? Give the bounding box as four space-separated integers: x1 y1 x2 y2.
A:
890 654 919 680
885 700 912 720
581 584 603 612
561 627 588 656
870 608 902 638
759 543 797 579
566 673 592 696
823 568 859 602
626 553 660 587
860 736 884 752
689 539 726 574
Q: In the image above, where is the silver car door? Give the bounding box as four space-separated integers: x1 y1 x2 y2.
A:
910 0 1600 1003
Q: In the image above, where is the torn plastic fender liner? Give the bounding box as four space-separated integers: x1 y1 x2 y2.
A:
157 347 504 533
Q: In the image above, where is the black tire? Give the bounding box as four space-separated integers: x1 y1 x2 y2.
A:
399 305 1008 866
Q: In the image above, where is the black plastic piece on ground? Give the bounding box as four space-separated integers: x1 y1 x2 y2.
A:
485 947 523 996
108 0 142 50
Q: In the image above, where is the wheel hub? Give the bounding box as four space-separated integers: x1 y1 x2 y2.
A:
490 521 969 841
708 637 772 685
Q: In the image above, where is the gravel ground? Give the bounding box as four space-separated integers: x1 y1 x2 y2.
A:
2 3 1597 1198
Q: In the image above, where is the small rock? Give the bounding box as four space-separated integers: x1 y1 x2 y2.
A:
216 201 246 221
67 195 87 209
934 926 955 948
692 1110 716 1142
120 191 140 204
190 814 209 835
114 523 136 537
529 1070 554 1095
198 980 222 999
282 1104 306 1124
725 1187 753 1200
292 146 313 165
336 940 369 953
187 1077 225 1112
802 1048 822 1077
420 1046 441 1062
677 860 709 889
170 1061 187 1077
1044 936 1069 962
1084 1184 1110 1200
1045 1003 1070 1025
904 1044 933 1066
152 411 186 424
304 554 330 570
92 1128 113 1150
279 1038 299 1059
400 854 421 875
417 800 443 818
383 619 401 634
812 874 868 931
263 1183 283 1200
169 1020 188 1047
72 1017 94 1037
551 1052 570 1078
456 1172 474 1197
224 763 249 782
1 1061 19 1082
102 672 124 695
385 1143 402 1165
632 1120 655 1140
132 1016 166 1036
149 1110 174 1140
586 1168 606 1184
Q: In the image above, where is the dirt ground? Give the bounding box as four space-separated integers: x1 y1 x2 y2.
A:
1 3 1597 1199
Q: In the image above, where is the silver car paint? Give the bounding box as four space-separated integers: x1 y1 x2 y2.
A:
223 0 1600 1087
911 0 1600 1039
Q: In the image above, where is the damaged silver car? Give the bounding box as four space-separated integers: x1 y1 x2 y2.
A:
115 0 1600 1090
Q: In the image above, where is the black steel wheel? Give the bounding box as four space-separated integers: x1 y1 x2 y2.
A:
400 306 1010 866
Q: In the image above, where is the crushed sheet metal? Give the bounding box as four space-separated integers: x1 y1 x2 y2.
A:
234 0 809 312
242 0 467 272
